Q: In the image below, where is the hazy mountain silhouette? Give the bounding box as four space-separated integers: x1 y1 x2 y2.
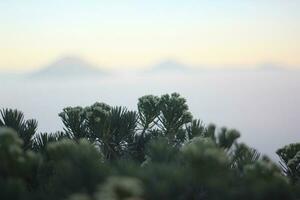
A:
148 60 191 73
31 56 106 79
256 63 286 71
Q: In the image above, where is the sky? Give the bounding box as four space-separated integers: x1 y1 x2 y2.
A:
0 0 300 70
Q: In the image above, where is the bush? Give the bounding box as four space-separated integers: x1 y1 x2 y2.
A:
0 93 299 200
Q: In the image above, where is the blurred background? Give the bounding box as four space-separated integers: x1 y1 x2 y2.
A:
1 0 300 159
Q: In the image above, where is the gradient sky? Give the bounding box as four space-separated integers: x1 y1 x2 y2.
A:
0 0 300 70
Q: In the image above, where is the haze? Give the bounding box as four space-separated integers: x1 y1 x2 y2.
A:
0 1 300 160
1 67 300 160
0 0 300 71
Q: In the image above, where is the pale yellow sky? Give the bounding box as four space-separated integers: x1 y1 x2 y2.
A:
0 1 299 71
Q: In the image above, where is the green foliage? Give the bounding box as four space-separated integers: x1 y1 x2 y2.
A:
230 143 260 173
0 128 41 200
143 137 179 165
236 159 293 200
59 106 87 139
186 119 206 139
59 103 138 160
31 131 70 153
277 143 300 184
38 139 106 200
0 93 299 200
182 137 229 168
0 109 38 150
180 137 233 199
97 176 144 200
217 127 240 150
138 95 160 132
83 102 111 140
158 93 192 141
204 124 217 141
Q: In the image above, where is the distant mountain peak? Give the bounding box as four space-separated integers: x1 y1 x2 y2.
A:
257 63 285 71
51 55 88 64
45 55 98 70
32 56 106 79
150 59 190 72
